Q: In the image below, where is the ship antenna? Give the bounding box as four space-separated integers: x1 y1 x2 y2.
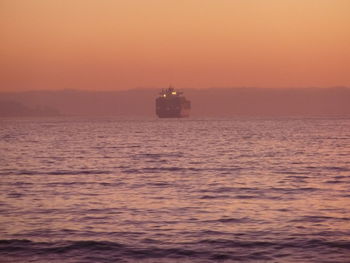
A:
168 84 175 92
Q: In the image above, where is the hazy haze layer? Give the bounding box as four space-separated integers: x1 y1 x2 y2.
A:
1 88 349 117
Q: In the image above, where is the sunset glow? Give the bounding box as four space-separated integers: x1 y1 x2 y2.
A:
1 0 349 91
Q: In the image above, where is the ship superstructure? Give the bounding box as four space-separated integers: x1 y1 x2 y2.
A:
155 86 191 118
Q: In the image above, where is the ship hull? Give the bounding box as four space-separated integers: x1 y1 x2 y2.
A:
155 97 191 118
156 109 190 118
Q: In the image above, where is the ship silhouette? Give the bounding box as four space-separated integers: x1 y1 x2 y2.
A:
156 86 191 118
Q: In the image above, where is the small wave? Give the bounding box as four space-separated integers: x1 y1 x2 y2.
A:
198 239 275 248
271 187 319 193
196 238 350 252
234 195 257 199
2 238 350 252
122 167 186 174
199 186 258 193
136 152 184 158
278 170 306 175
200 194 231 199
0 239 204 260
0 239 124 253
48 170 111 175
203 217 254 224
324 180 344 184
323 166 350 172
285 175 311 181
0 239 276 262
121 166 241 174
44 240 125 254
290 215 350 223
6 192 24 198
3 170 112 176
46 182 95 186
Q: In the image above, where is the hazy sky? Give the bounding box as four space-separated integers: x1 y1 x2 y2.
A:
1 0 349 91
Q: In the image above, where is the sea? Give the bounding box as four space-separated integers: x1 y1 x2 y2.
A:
0 117 349 262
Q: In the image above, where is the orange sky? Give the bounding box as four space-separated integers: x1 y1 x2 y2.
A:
1 0 349 91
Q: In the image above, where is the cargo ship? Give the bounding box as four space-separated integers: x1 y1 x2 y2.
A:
156 86 191 118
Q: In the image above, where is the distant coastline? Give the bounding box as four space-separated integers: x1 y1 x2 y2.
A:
1 87 349 117
0 100 61 117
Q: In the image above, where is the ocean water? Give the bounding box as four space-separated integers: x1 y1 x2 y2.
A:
0 117 350 263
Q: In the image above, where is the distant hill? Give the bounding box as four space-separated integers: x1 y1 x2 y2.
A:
0 87 349 117
0 100 61 117
186 87 350 117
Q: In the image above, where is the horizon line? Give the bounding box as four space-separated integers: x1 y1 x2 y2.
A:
1 86 349 93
